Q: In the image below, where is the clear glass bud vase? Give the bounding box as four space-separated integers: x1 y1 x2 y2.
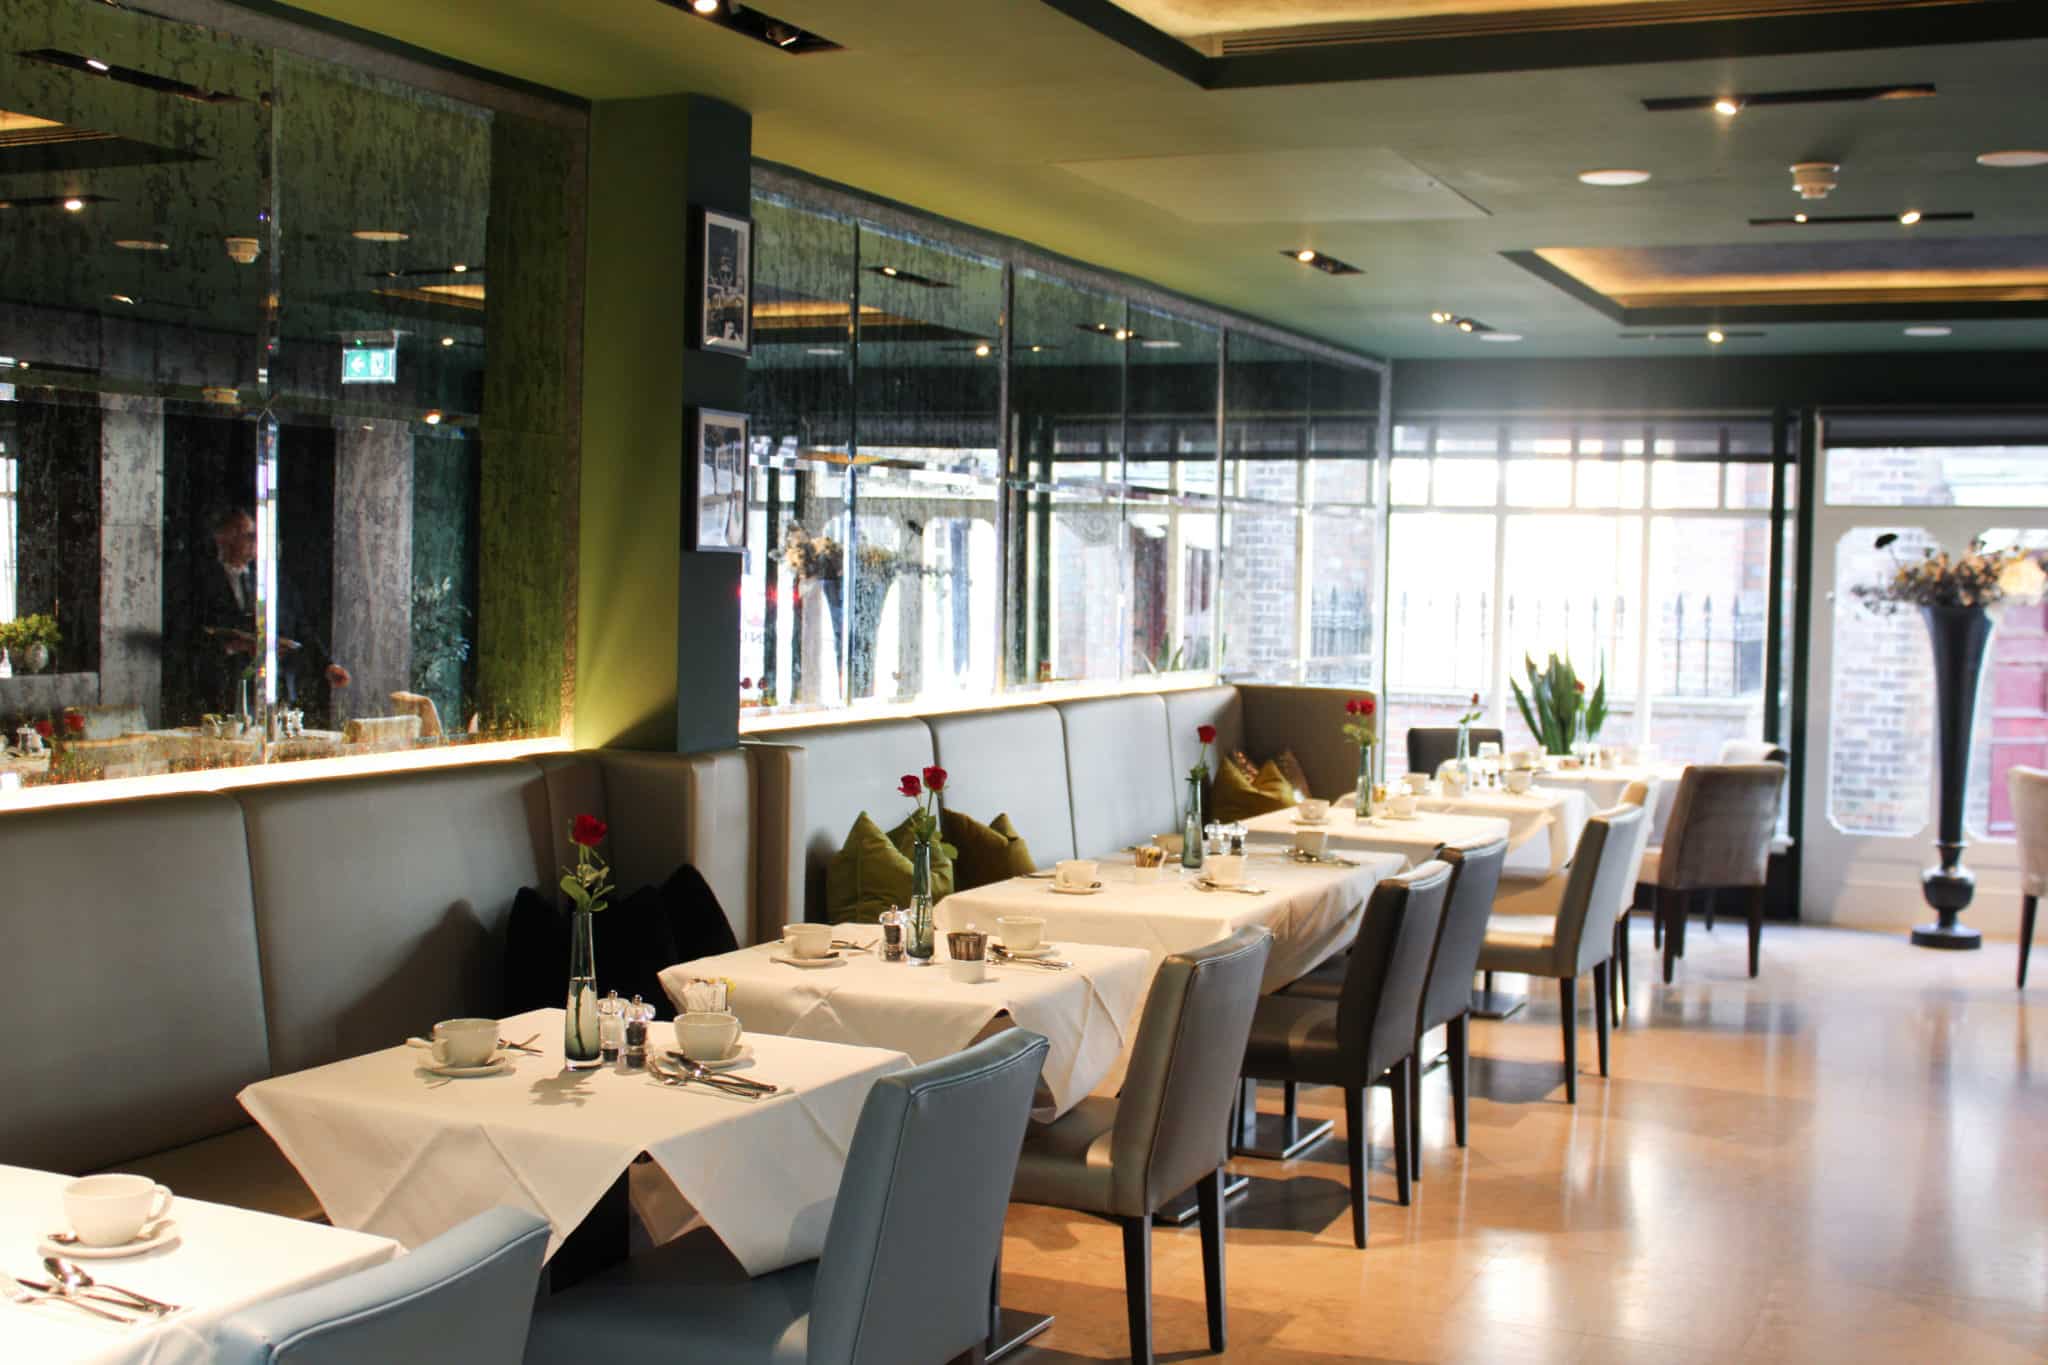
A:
907 837 936 960
564 908 602 1069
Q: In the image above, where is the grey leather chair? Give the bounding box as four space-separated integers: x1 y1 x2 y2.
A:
525 1030 1049 1365
213 1206 549 1364
1242 863 1452 1249
1407 727 1505 777
1647 764 1785 981
1476 805 1644 1103
1287 838 1508 1181
1643 741 1786 934
1009 927 1271 1365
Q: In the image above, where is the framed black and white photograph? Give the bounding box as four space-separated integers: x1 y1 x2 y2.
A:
691 408 750 553
698 208 752 356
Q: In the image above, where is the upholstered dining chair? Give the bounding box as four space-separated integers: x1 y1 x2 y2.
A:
213 1206 550 1364
1010 927 1271 1365
1242 863 1452 1249
1407 727 1505 778
1476 804 1644 1103
525 1030 1050 1365
1640 742 1786 933
1286 838 1508 1181
1644 763 1785 981
2008 765 2048 989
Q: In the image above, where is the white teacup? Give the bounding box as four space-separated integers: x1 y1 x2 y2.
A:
1294 828 1329 857
948 957 988 984
676 1011 742 1062
783 922 832 959
1388 792 1419 818
64 1174 172 1248
997 915 1045 952
1207 853 1245 886
1504 768 1535 794
1403 772 1431 794
430 1017 500 1068
1054 859 1098 890
1297 798 1331 823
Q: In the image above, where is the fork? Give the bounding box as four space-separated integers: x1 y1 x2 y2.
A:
989 945 1070 970
2 1272 138 1324
650 1059 764 1100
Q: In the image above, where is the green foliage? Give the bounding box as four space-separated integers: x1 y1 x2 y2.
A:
410 575 473 691
1509 652 1607 756
0 613 60 654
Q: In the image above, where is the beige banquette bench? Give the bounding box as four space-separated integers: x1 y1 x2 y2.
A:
747 684 1366 925
0 748 755 1222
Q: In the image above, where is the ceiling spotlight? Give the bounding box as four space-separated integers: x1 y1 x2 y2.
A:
1713 98 1742 116
766 22 801 47
1793 213 1808 224
1113 329 1132 342
114 238 169 251
1478 332 1523 343
1904 325 1953 337
692 0 719 11
1578 169 1651 187
61 197 85 213
107 293 135 305
880 266 898 277
1280 247 1361 275
85 57 109 72
1430 311 1453 324
351 229 409 243
1456 318 1475 333
1978 150 2048 169
1295 248 1317 263
450 263 468 273
1899 209 1923 225
973 343 992 357
440 336 456 347
423 410 444 426
1707 329 1727 345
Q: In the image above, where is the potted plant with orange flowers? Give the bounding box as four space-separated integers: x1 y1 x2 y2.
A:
560 814 614 1069
1341 696 1377 812
897 766 949 959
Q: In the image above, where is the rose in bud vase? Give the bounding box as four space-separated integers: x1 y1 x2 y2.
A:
899 767 953 959
1454 693 1484 773
560 815 614 1068
1183 725 1217 870
1342 697 1377 814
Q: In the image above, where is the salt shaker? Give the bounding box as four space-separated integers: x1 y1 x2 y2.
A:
597 991 625 1064
622 994 657 1070
879 908 907 963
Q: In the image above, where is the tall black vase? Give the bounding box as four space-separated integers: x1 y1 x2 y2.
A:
1914 604 1993 949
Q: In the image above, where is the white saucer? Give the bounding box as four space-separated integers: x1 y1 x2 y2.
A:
424 1053 513 1078
772 952 847 969
676 1043 754 1071
1198 878 1252 891
1292 816 1330 827
996 942 1059 959
1049 882 1103 896
42 1221 179 1260
1377 811 1421 822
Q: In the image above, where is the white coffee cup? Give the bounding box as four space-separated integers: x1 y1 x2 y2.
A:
676 1011 742 1062
1297 798 1331 823
64 1174 172 1248
1505 768 1535 794
948 956 988 984
1054 859 1098 889
997 915 1045 952
1207 853 1245 885
783 922 832 958
430 1017 500 1068
1294 828 1329 857
1403 772 1430 794
1388 792 1419 818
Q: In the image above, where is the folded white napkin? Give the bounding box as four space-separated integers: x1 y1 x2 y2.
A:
680 979 730 1013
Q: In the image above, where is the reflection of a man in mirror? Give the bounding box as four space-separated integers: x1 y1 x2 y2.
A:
196 506 352 714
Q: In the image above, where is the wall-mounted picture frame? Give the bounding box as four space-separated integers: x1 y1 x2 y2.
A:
691 407 750 553
698 208 752 356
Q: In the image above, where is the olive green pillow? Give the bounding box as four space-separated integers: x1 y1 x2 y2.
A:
943 808 1037 891
824 812 956 924
1210 758 1297 822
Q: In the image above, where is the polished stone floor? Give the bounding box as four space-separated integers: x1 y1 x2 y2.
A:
998 923 2047 1363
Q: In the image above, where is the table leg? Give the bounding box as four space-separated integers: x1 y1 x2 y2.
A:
1470 975 1527 1020
986 1240 1055 1361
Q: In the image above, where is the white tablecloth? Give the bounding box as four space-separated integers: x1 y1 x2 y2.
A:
1533 766 1680 842
0 1163 398 1365
1242 806 1514 874
1411 786 1591 877
239 1008 909 1277
938 854 1404 995
663 936 1150 1122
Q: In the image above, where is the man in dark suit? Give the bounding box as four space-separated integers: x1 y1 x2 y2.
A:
195 506 351 716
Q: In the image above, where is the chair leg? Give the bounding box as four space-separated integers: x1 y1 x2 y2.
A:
1592 961 1611 1078
2022 894 2039 989
1747 886 1766 978
1448 1013 1470 1148
1408 1033 1424 1182
1659 887 1681 984
1615 912 1631 1023
1283 1080 1298 1130
1704 888 1715 932
1121 1214 1154 1365
1559 975 1579 1104
1343 1085 1368 1249
1196 1167 1227 1353
1652 898 1662 949
1390 1060 1413 1208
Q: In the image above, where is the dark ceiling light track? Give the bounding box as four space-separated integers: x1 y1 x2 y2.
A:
371 265 489 279
0 193 112 210
1750 211 1972 226
654 1 842 55
1621 330 1765 341
1077 322 1141 342
1431 311 1494 335
18 48 244 103
1644 82 1935 114
1282 248 1362 276
865 265 951 288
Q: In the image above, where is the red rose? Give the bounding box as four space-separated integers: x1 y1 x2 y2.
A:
570 814 608 848
34 719 53 738
1197 724 1217 744
740 677 754 689
1362 697 1376 716
921 765 947 793
898 774 922 798
1344 699 1358 715
1574 680 1586 694
64 712 84 735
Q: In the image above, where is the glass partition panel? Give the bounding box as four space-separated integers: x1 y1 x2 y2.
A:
1126 308 1218 676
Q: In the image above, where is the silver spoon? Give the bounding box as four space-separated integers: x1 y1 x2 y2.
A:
668 1052 776 1092
1 1272 137 1324
45 1257 178 1315
47 1219 168 1248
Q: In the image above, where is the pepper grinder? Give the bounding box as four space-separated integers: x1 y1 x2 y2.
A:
622 994 657 1071
597 991 625 1064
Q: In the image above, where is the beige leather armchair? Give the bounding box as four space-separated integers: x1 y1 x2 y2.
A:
2007 765 2048 989
1649 763 1785 982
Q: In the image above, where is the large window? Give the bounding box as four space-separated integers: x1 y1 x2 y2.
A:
1384 418 1785 771
739 181 1383 722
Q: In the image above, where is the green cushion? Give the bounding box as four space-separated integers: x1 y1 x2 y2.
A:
944 808 1037 891
824 812 956 925
1210 758 1297 822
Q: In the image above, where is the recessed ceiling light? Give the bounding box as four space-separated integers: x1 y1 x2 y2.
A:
423 410 444 425
692 0 719 11
351 229 408 243
973 343 991 357
1649 84 1933 114
1113 329 1132 342
1904 325 1953 337
61 197 85 212
1478 332 1523 343
84 58 109 72
114 238 168 251
450 263 468 273
1281 247 1361 276
1899 209 1923 225
1978 150 2048 169
1793 214 1808 224
107 293 134 305
1578 169 1651 187
1707 329 1727 344
1430 311 1452 324
1713 98 1742 116
1295 248 1317 263
440 336 455 347
1456 319 1476 333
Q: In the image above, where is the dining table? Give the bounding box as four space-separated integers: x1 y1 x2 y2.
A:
663 933 1151 1122
238 1007 910 1277
0 1162 399 1365
1240 804 1515 875
1533 764 1681 841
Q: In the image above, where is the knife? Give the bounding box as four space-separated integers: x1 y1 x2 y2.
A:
2 1273 139 1323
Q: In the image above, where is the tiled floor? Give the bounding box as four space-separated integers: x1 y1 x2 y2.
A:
998 922 2048 1363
